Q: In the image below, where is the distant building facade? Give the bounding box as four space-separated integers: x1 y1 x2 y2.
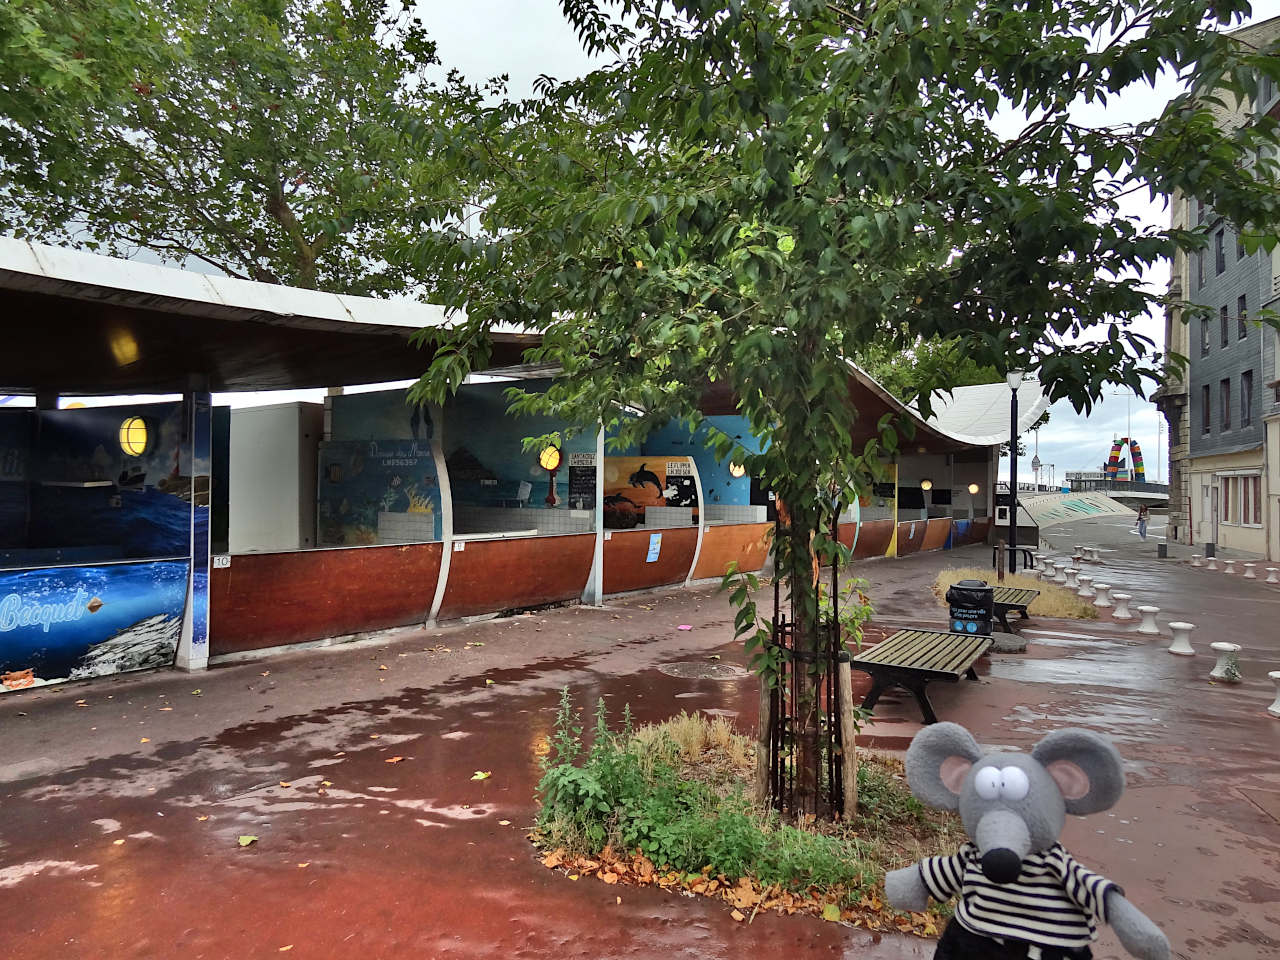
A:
1157 15 1280 560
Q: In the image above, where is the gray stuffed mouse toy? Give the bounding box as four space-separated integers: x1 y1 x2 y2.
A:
885 723 1169 960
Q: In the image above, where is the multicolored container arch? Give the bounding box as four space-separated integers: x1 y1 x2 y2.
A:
1104 437 1145 482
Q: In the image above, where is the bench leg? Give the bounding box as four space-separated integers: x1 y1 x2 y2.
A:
996 609 1013 633
965 666 979 681
860 676 889 714
1018 607 1030 621
904 678 939 725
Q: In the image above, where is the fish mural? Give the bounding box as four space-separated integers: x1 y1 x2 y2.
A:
603 457 698 528
0 559 189 690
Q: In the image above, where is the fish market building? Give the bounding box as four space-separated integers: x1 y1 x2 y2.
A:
0 240 1037 692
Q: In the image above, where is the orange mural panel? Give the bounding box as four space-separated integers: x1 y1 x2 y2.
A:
896 520 927 556
691 523 772 580
436 534 595 621
210 543 442 655
603 527 698 594
851 519 894 560
922 518 951 552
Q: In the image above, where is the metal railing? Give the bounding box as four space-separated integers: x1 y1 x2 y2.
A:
1068 479 1170 495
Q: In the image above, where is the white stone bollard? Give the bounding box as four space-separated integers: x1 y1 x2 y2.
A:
1136 605 1161 635
1268 672 1280 718
1074 544 1083 555
1111 593 1133 620
1093 583 1113 608
1206 556 1219 571
1087 547 1101 562
1071 553 1084 567
1065 568 1081 590
1208 641 1241 679
1077 575 1095 599
1267 568 1280 585
1223 558 1236 574
1054 561 1069 585
1191 554 1203 567
1243 563 1257 580
1166 621 1196 656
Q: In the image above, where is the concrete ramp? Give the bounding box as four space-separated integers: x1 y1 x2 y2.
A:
1021 492 1135 528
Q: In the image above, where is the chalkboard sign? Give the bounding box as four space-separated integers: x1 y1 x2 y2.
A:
568 452 596 508
872 482 896 499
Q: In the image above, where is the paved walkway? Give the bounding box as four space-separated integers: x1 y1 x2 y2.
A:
1 524 1278 959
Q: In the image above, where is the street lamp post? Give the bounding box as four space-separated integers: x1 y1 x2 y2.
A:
1006 369 1024 572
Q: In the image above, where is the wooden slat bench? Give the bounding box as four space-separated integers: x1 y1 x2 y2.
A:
992 585 1040 633
849 628 991 724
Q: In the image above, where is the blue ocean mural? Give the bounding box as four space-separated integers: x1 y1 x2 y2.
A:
189 392 212 649
317 439 441 546
0 559 188 690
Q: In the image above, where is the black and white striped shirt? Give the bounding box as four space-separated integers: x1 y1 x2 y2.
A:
918 842 1119 948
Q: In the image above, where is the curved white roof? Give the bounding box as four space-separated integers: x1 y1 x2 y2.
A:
924 381 1052 446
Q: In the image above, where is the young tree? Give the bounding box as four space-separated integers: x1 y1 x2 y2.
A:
3 0 474 296
404 0 1280 814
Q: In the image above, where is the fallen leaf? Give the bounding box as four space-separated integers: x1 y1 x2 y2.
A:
140 738 150 743
471 771 491 780
616 896 622 905
191 689 202 696
600 871 619 885
498 819 511 826
707 655 720 660
260 671 270 677
677 624 693 630
112 839 125 846
279 781 292 788
731 910 746 922
159 707 172 711
822 903 841 922
485 679 494 685
378 665 388 671
369 734 380 739
385 756 405 764
197 816 209 822
321 780 333 787
542 849 565 868
568 874 579 881
76 700 88 707
279 947 293 953
297 862 310 869
238 835 258 847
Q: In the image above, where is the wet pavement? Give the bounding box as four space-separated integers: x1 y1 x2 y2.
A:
2 522 1279 960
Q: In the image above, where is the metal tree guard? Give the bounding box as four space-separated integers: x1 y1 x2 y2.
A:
763 505 850 818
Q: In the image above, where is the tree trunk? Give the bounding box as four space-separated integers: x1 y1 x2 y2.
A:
838 660 858 818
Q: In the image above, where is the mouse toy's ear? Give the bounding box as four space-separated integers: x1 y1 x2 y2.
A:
1031 729 1126 814
905 722 984 810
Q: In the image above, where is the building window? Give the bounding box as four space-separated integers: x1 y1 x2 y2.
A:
1201 316 1210 356
1250 475 1262 524
1197 250 1204 289
1220 378 1231 430
1238 294 1248 339
1226 476 1236 523
1236 232 1245 260
1220 305 1229 347
1242 370 1253 426
1202 384 1211 434
1215 229 1226 273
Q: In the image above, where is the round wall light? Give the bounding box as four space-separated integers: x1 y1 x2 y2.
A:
119 417 149 456
967 482 981 495
728 462 746 479
920 478 933 491
538 445 562 471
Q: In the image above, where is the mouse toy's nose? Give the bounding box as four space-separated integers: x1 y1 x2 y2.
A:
980 848 1023 884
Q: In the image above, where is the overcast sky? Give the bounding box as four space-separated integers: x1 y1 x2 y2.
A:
59 0 1280 480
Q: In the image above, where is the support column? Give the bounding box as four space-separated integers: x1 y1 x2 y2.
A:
583 426 605 606
176 386 212 671
427 403 453 624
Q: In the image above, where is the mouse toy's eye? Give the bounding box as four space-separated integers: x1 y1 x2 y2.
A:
999 766 1030 801
975 766 1001 800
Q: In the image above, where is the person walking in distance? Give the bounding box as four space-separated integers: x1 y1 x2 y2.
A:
1135 504 1149 540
